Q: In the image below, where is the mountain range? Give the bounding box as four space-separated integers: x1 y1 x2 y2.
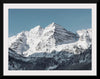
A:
8 22 92 70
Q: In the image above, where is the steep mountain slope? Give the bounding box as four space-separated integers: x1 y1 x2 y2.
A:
35 22 77 53
53 28 92 54
23 25 44 56
9 32 29 55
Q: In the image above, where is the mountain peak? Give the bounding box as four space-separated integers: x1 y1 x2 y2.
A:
51 22 60 25
30 25 43 33
51 22 55 25
46 22 64 30
34 25 42 29
17 31 26 38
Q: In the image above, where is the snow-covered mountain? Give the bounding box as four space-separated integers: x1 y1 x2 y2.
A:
35 22 77 53
8 22 92 57
8 22 92 70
